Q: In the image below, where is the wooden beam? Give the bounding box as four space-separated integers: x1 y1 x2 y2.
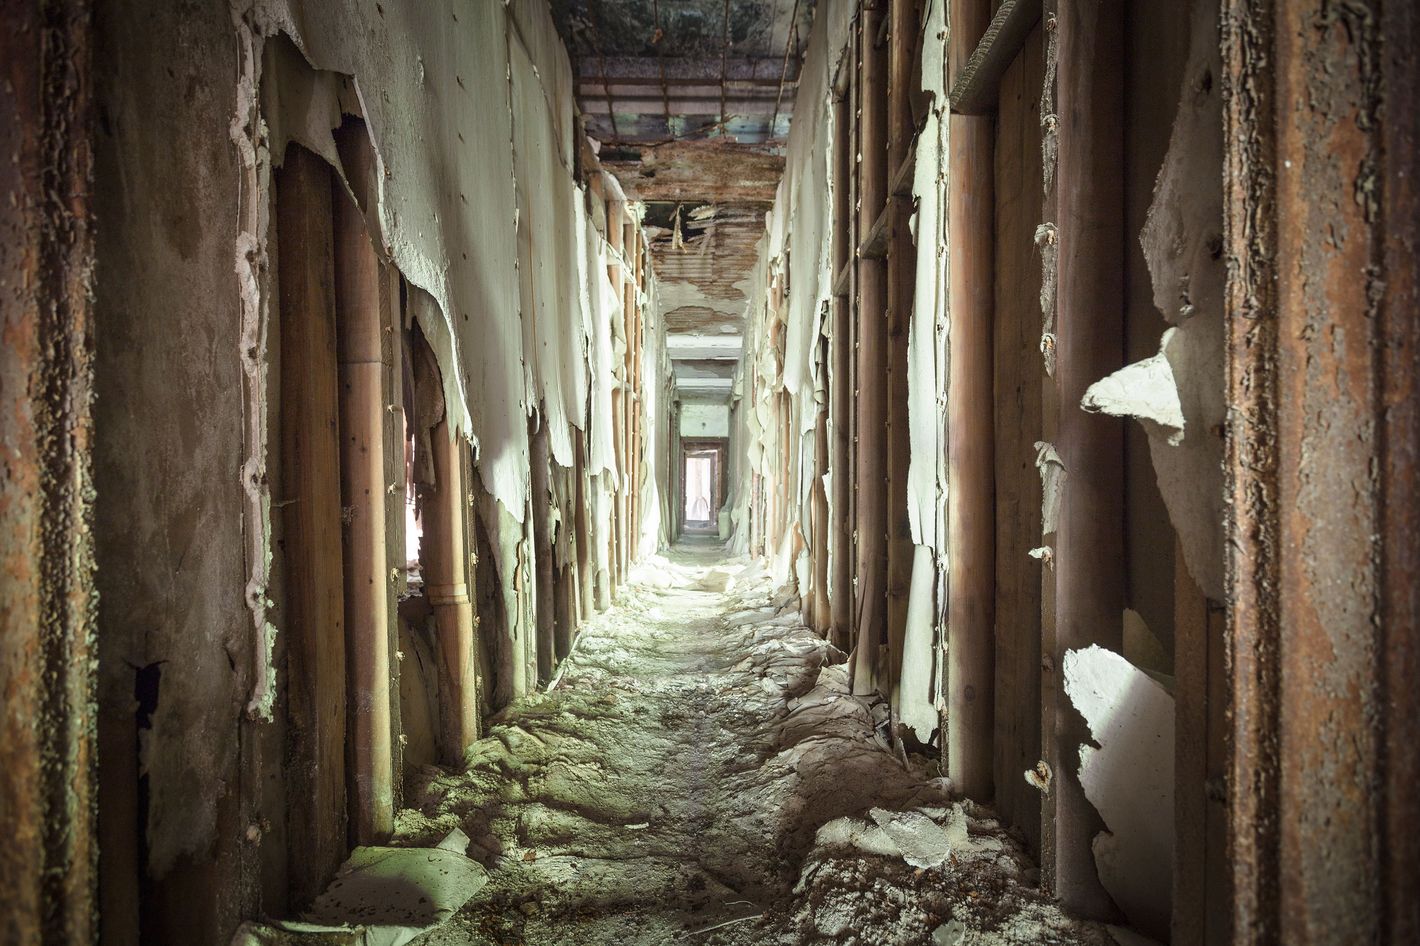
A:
945 0 997 800
856 202 894 260
422 417 479 765
830 85 855 657
1039 0 1125 916
529 412 555 684
991 21 1045 857
852 2 890 695
884 0 920 697
332 125 393 844
948 0 1042 115
276 145 348 904
573 436 594 624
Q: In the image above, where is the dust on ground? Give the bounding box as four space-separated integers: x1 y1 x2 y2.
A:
391 542 1118 946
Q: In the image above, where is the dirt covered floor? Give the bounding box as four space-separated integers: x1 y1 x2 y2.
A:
377 543 1122 946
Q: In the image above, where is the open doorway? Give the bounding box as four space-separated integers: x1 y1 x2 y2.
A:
680 438 726 535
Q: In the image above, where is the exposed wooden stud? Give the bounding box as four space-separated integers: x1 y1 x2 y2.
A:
884 0 920 695
945 0 997 800
811 367 832 633
855 202 894 259
990 21 1045 856
852 1 889 695
573 436 594 624
948 0 1042 115
332 125 393 845
529 412 555 684
1040 0 1125 916
422 417 479 765
889 136 918 197
829 83 855 657
276 145 348 904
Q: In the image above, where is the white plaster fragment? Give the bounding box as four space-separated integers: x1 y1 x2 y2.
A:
1064 645 1174 940
1080 328 1186 445
1033 442 1066 536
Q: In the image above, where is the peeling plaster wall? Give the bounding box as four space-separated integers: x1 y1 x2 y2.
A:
93 2 259 941
87 1 667 939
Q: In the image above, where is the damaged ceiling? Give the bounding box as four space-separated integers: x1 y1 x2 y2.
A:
552 0 816 399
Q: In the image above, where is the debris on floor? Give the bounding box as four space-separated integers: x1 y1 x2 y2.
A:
377 545 1121 945
231 829 486 946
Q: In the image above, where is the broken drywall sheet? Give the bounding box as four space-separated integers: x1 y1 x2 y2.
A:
1064 645 1174 940
1034 441 1066 536
233 829 486 946
246 0 530 521
908 106 948 554
897 545 939 742
588 236 621 484
1080 329 1185 445
510 33 577 467
1135 0 1227 602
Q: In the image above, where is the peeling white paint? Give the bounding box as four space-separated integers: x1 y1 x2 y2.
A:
1064 645 1174 940
1080 329 1186 445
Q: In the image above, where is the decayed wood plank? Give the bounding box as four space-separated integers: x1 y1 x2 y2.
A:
1041 0 1125 917
277 145 349 904
991 21 1045 855
948 0 1043 115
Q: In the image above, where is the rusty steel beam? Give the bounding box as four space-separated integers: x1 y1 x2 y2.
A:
0 1 98 941
1223 0 1420 942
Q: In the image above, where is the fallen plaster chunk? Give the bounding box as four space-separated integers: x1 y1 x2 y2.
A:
1064 646 1174 940
1033 442 1067 535
1080 329 1186 445
695 567 738 593
234 829 487 946
932 918 967 945
862 805 1001 870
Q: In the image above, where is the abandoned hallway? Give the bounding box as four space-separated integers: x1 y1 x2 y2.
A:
4 0 1420 945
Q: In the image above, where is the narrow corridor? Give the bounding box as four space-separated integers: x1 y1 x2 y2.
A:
383 545 1115 946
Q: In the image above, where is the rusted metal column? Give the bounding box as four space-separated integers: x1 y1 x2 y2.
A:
422 420 479 765
1 2 97 939
1223 0 1420 941
333 126 393 844
852 1 889 695
945 0 996 801
830 79 855 656
277 145 349 902
1038 0 1125 917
